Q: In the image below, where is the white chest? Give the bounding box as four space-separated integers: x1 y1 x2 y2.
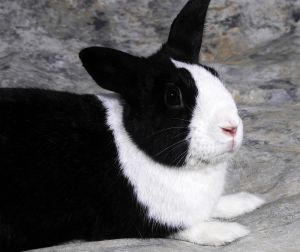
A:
98 94 227 228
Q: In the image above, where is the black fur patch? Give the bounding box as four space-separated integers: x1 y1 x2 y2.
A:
0 89 178 251
123 55 198 167
200 64 220 78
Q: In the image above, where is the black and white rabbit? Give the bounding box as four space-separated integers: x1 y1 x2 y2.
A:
0 0 264 251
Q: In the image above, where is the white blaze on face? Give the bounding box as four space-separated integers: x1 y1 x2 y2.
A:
172 60 243 167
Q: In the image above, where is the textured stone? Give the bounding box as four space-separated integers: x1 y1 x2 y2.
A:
29 196 300 251
1 0 299 96
1 0 299 251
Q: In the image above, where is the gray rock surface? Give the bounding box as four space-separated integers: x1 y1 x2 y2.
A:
0 0 299 251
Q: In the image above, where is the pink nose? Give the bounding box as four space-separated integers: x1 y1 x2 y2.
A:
221 126 238 137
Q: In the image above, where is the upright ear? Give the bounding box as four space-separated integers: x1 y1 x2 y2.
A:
165 0 211 63
79 47 143 94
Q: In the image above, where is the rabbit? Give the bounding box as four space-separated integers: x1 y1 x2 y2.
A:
0 0 265 251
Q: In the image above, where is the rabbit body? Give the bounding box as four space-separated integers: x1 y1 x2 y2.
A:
0 89 224 251
0 89 177 251
0 0 265 250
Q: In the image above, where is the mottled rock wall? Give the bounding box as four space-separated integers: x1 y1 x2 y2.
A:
1 0 299 100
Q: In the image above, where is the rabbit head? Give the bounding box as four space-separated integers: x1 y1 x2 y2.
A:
79 0 243 169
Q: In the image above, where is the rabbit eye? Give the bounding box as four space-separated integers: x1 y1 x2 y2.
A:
164 85 183 108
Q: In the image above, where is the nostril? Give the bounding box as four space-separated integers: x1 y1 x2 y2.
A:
221 127 238 137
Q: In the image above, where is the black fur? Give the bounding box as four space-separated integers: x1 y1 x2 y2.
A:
122 58 198 167
0 89 179 251
0 0 216 250
165 0 211 63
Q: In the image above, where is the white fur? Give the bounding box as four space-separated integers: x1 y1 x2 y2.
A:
98 93 226 228
212 192 265 219
173 221 250 246
172 60 243 167
97 60 264 245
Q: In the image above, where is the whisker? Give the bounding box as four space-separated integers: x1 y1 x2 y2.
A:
146 127 188 139
185 105 194 114
173 130 190 139
169 118 191 123
174 149 188 167
155 138 187 157
161 140 188 161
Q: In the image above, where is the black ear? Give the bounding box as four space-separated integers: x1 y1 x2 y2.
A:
165 0 211 63
79 47 143 94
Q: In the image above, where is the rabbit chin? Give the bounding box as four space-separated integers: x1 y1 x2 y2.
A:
185 134 243 168
185 148 236 168
186 129 243 168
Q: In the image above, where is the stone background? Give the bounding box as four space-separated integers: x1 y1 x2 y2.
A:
0 0 299 251
1 0 299 100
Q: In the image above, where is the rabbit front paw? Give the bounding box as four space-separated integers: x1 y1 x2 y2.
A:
172 221 249 246
212 192 265 219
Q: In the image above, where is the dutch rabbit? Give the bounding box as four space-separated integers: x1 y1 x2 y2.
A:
0 0 264 251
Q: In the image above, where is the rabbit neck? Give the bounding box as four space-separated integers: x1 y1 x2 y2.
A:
98 94 227 228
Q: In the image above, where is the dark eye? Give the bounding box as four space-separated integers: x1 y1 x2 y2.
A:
164 85 183 108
